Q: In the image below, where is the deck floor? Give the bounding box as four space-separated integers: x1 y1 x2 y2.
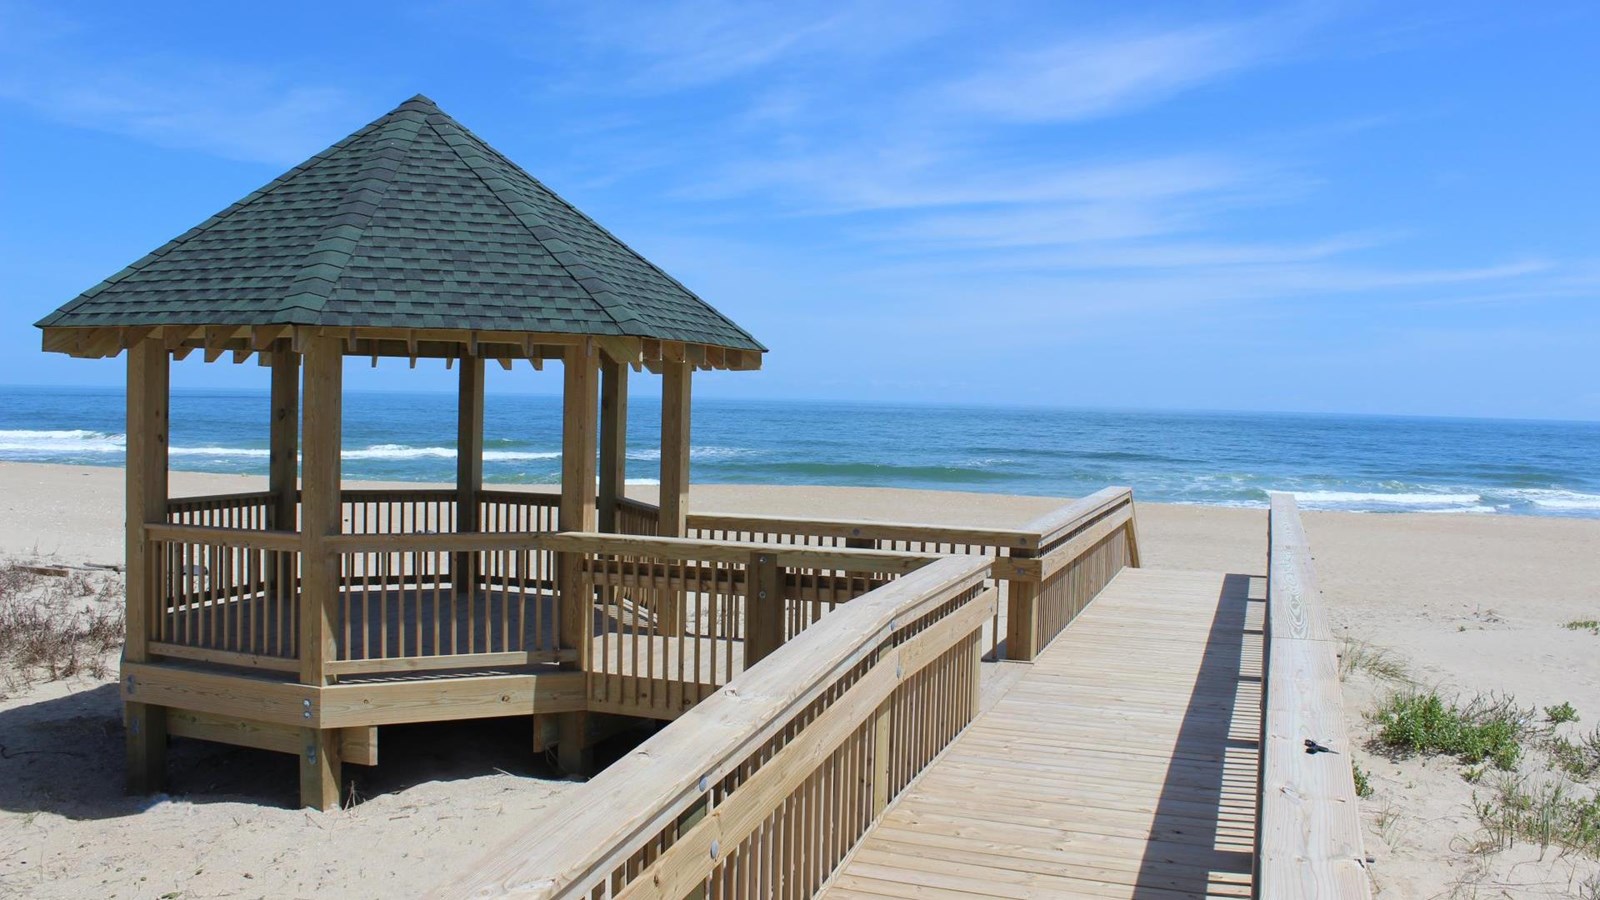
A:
826 568 1264 899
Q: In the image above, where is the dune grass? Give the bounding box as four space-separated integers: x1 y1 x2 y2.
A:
0 561 123 694
1340 638 1414 684
1372 691 1533 771
1475 775 1600 857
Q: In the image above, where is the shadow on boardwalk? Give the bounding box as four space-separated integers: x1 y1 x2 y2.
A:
1132 572 1262 898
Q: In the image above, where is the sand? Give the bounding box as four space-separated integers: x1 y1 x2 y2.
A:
1 461 1597 897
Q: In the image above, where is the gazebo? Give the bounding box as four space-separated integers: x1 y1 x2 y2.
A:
36 95 766 808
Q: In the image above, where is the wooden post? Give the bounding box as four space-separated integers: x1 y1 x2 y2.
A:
656 361 691 636
658 361 691 537
744 551 783 666
597 358 628 534
298 334 343 809
1004 550 1039 662
125 338 169 794
454 356 484 594
268 347 300 531
871 697 893 817
557 340 598 776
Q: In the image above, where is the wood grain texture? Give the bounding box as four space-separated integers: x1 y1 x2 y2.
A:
825 568 1263 899
659 360 691 537
1256 494 1371 898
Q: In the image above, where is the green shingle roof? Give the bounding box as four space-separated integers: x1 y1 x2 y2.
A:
36 95 765 352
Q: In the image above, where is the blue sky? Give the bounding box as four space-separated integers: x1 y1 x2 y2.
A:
1 1 1596 420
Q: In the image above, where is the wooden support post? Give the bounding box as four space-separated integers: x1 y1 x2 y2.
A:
656 361 691 636
557 341 598 777
125 339 169 794
597 358 628 534
268 347 300 531
744 551 783 666
454 356 484 594
298 335 343 809
300 727 342 811
1004 550 1039 662
658 361 691 537
871 697 893 817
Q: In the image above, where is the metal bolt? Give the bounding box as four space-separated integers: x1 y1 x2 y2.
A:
758 590 767 599
307 744 317 764
709 840 720 860
757 555 768 564
125 675 136 695
302 699 312 720
698 775 709 792
129 718 140 737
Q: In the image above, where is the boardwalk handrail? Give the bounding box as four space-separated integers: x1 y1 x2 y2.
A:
1257 493 1371 898
688 511 1037 551
441 554 995 899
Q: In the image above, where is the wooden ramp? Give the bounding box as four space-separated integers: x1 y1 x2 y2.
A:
826 568 1263 899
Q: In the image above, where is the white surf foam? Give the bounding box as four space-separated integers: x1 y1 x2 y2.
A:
1291 490 1482 507
1504 489 1600 511
170 446 270 458
0 429 125 453
339 444 560 462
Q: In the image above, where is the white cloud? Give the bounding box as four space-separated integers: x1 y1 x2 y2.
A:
945 22 1272 123
0 5 365 165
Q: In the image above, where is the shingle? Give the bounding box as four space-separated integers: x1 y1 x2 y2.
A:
35 94 765 353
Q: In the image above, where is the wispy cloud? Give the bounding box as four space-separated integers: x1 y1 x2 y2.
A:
943 20 1281 124
535 0 952 92
0 4 365 165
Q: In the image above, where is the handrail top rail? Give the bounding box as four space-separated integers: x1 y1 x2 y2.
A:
145 521 300 551
544 531 944 574
1020 486 1134 551
1266 492 1333 643
441 554 992 900
686 510 1037 550
1258 491 1371 898
144 522 945 576
165 490 276 507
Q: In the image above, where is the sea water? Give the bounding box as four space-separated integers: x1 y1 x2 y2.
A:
2 385 1597 518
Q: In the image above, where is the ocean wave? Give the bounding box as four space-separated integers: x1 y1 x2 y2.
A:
628 446 751 462
0 429 126 453
342 444 562 462
1291 490 1482 507
745 461 1014 483
1500 489 1600 511
170 446 270 457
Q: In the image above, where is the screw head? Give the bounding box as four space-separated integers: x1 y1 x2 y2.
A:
709 840 719 859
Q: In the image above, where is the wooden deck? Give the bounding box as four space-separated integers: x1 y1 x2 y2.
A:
825 568 1263 899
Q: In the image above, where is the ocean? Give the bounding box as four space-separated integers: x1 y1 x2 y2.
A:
1 385 1597 518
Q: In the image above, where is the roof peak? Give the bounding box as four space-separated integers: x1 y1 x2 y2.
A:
36 93 765 353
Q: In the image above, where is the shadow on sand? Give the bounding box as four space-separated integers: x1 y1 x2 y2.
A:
0 680 649 820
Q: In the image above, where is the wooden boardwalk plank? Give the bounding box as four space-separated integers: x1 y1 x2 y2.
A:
824 568 1262 899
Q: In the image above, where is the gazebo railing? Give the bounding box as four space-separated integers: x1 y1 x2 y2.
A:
479 489 561 534
143 523 301 672
325 532 567 676
542 532 941 719
150 488 1141 674
166 491 277 529
343 488 460 535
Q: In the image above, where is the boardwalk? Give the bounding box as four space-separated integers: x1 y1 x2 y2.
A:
826 568 1264 899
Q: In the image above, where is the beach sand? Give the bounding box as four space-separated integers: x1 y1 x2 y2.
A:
1 462 1597 897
